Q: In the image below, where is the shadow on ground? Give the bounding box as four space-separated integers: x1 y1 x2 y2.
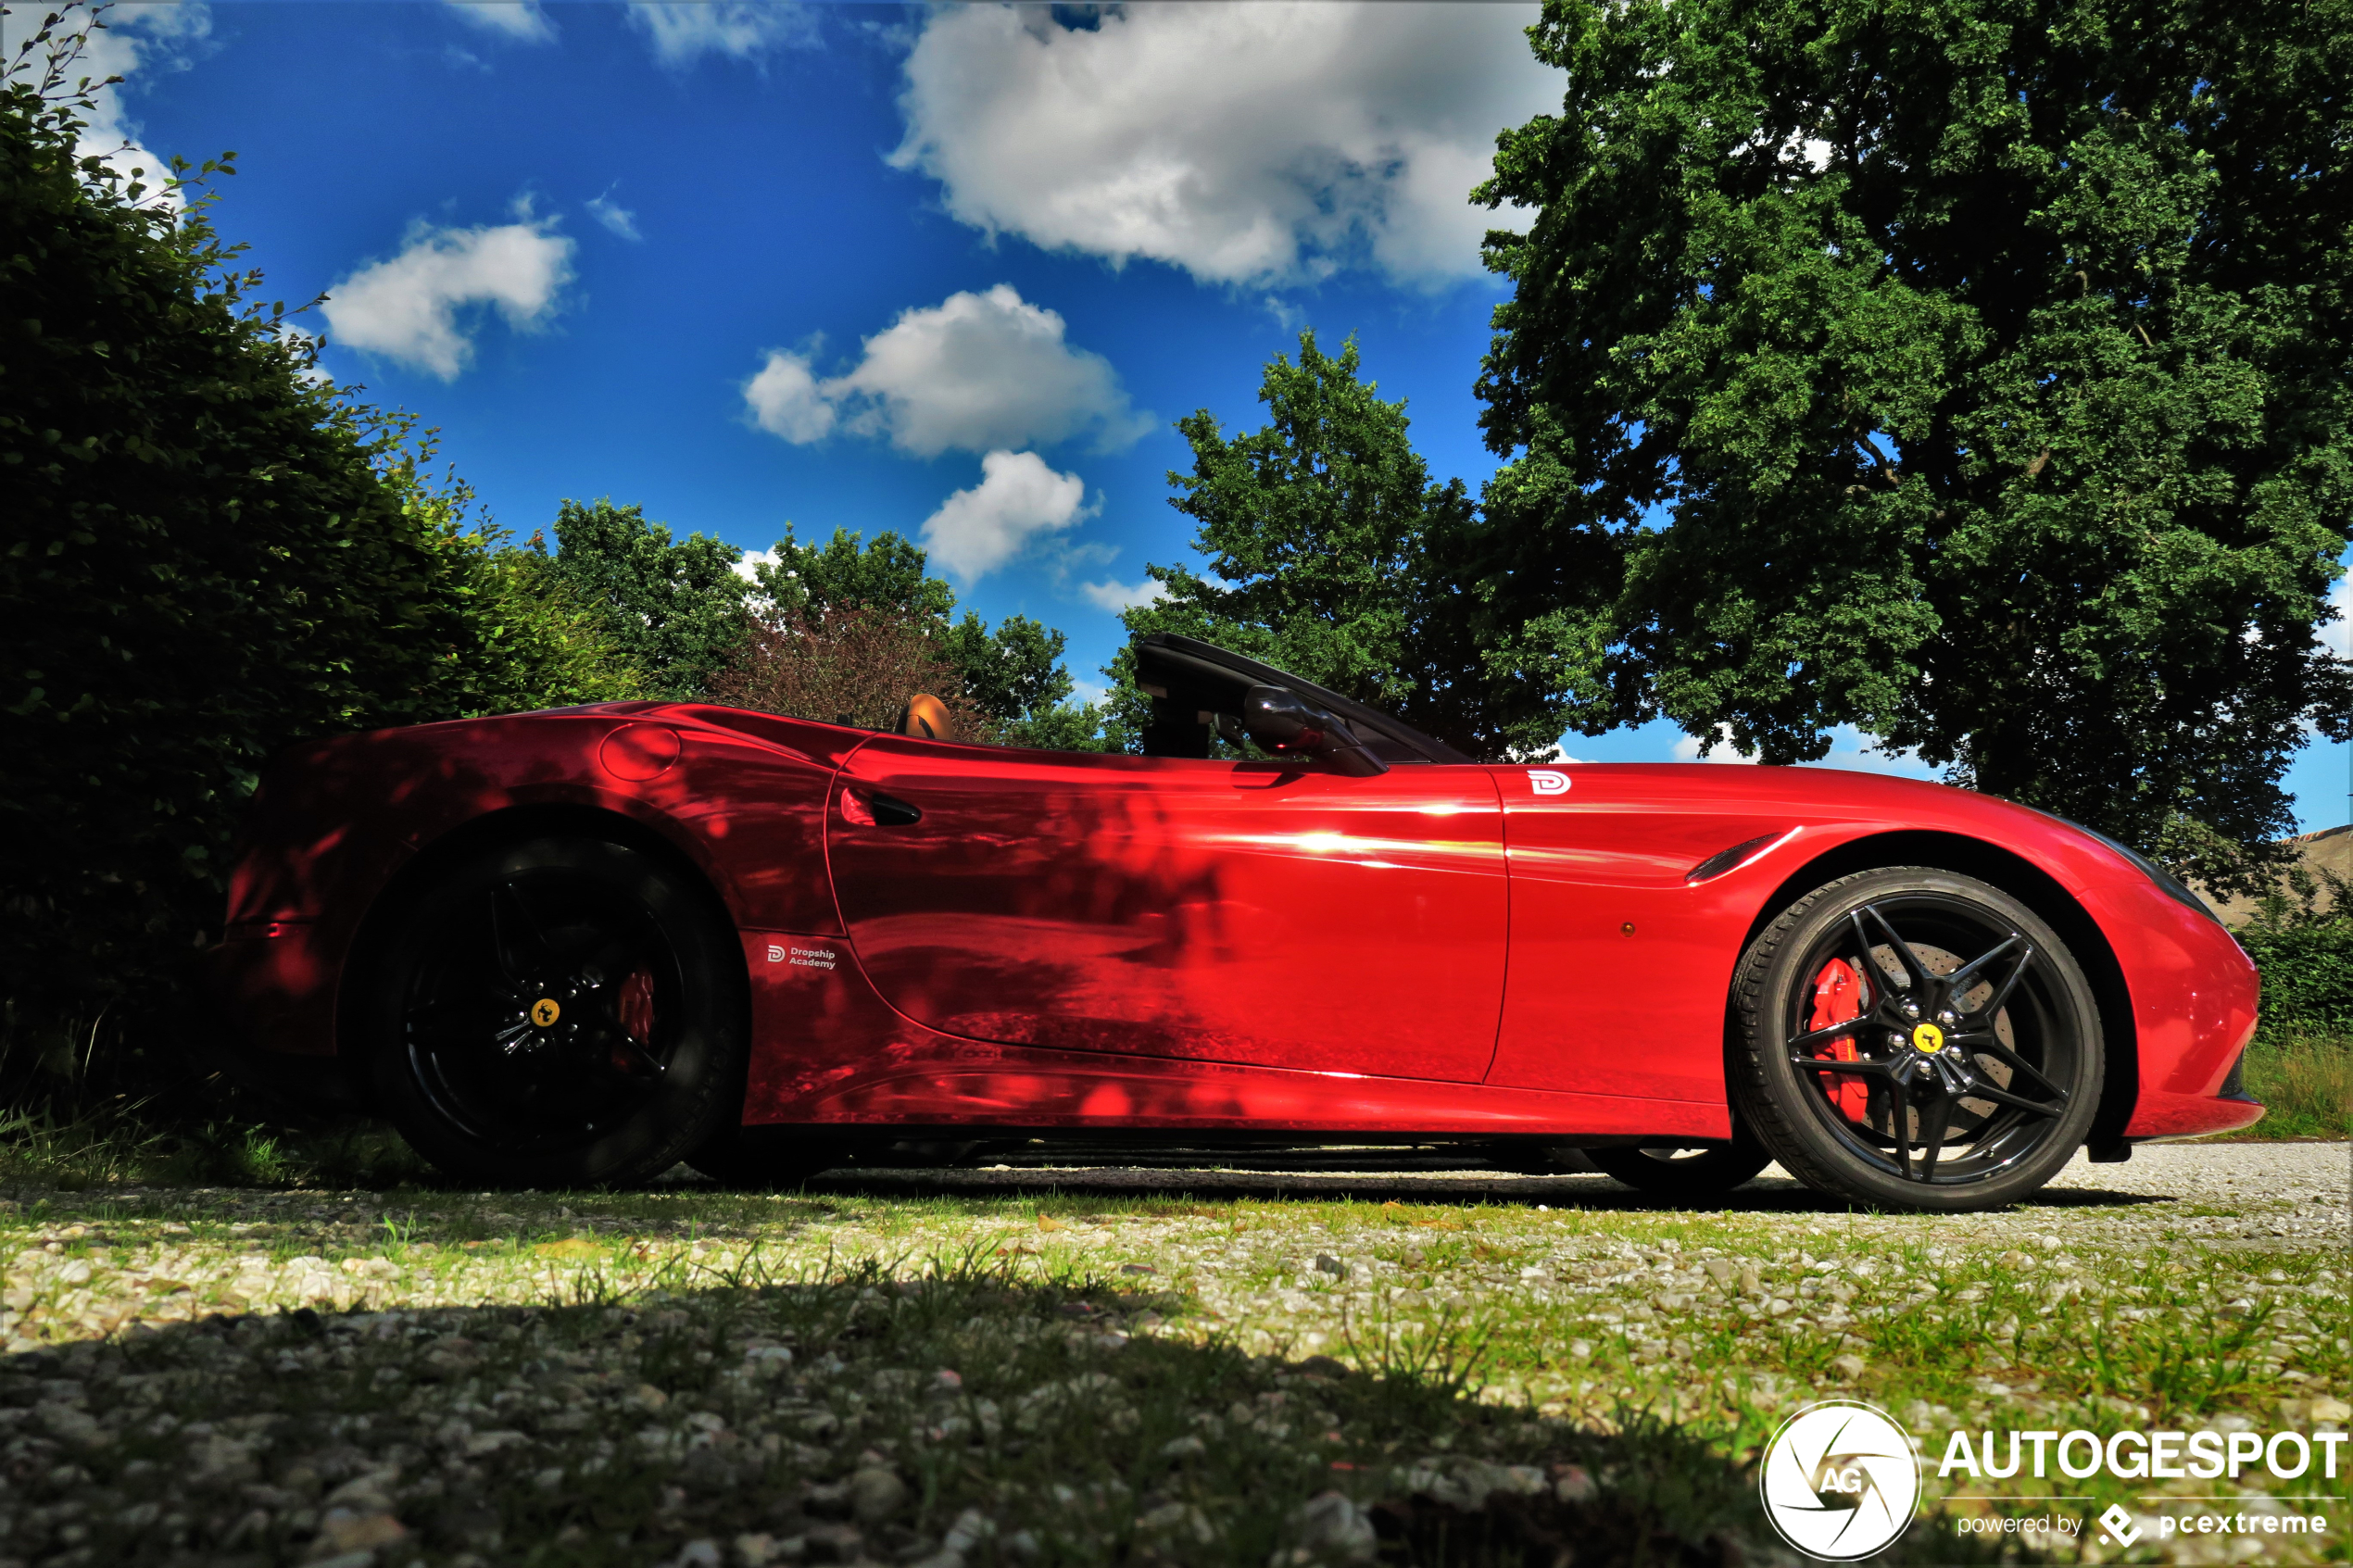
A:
0 1260 2014 1568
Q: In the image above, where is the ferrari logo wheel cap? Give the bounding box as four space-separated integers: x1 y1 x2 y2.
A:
532 997 561 1027
1910 1022 1944 1053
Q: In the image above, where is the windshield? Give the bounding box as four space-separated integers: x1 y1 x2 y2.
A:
1128 633 1472 765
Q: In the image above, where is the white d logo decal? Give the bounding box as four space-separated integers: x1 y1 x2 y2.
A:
1758 1401 1919 1561
1527 770 1570 796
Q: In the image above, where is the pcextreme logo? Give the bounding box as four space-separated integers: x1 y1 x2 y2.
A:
1759 1400 1922 1560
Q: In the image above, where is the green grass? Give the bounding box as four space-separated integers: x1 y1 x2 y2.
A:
2238 1035 2353 1139
0 1102 431 1190
1 1163 2347 1564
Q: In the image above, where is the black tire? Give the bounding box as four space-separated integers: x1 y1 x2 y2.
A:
1731 866 2104 1212
1588 1128 1775 1196
359 836 748 1188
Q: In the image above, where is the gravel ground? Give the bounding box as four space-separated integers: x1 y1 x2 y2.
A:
835 1141 2353 1236
0 1142 2346 1567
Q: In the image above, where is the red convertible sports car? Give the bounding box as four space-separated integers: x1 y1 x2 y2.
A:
210 633 2262 1210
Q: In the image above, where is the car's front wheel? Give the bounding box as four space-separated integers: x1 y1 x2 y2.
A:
1731 866 2104 1211
359 835 747 1188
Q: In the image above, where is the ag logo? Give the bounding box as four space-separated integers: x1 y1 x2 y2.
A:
1758 1400 1919 1560
1526 769 1570 796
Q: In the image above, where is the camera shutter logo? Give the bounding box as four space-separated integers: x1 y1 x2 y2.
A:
1758 1401 1920 1560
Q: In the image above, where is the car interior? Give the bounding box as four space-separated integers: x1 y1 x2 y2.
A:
887 633 1469 771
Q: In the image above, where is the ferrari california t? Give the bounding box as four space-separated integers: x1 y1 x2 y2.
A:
208 632 2262 1210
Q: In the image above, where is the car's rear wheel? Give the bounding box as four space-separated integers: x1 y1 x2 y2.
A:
1588 1129 1775 1196
360 836 746 1187
1731 866 2103 1212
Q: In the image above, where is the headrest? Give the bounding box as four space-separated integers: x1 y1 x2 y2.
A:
898 693 959 742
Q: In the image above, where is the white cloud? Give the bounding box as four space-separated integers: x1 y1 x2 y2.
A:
2322 571 2352 663
733 547 780 583
889 3 1564 286
920 451 1094 582
628 2 821 66
321 210 575 380
1667 721 1942 777
743 284 1149 457
52 3 212 210
744 350 837 443
442 2 555 44
1671 724 1759 765
1070 678 1112 708
585 190 641 241
1080 577 1167 614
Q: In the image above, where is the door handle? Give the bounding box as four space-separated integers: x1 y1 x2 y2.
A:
841 785 924 827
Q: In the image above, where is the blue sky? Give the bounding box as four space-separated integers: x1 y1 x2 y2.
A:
38 1 2352 830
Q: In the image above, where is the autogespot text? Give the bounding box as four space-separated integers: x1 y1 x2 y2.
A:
1938 1427 2349 1482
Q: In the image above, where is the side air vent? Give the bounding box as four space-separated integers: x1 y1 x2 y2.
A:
1685 832 1791 884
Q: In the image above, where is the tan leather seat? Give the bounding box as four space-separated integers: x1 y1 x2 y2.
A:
898 693 958 742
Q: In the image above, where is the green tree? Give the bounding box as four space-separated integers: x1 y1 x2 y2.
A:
0 24 498 1021
1472 0 2353 886
743 524 1102 746
1118 332 1530 758
464 524 646 712
546 498 749 701
746 524 954 625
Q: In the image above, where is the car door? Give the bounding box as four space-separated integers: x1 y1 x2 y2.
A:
826 737 1507 1082
1483 763 1800 1104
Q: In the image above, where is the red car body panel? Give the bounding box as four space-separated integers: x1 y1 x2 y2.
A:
830 737 1507 1081
210 703 2264 1145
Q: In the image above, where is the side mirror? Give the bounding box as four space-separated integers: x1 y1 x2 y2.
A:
1239 685 1389 777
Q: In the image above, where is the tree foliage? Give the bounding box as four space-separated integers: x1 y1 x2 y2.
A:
1119 332 1532 758
0 27 497 1017
707 606 991 739
542 498 750 702
462 521 647 712
1473 0 2353 884
741 524 1103 747
2236 869 2353 1044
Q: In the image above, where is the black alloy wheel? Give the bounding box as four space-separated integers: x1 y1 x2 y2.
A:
1587 1125 1776 1197
1731 866 2104 1211
361 836 747 1187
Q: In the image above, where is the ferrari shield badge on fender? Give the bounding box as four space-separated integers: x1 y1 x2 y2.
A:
1527 769 1570 796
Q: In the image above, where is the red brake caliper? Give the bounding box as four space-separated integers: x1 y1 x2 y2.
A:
1807 958 1872 1119
616 968 657 1071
